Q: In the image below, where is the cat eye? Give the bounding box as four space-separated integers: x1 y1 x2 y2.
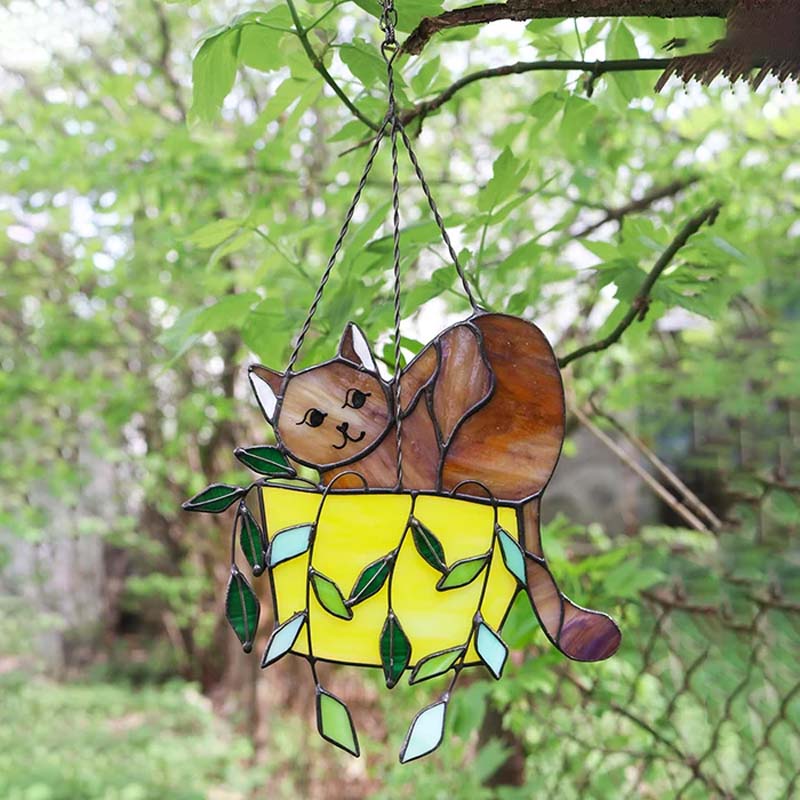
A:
298 408 327 428
343 388 370 410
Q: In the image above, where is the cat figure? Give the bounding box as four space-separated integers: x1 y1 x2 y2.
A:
249 313 620 662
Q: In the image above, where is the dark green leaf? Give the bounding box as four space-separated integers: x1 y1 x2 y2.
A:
380 613 411 688
225 568 260 652
410 519 447 573
182 484 245 513
436 554 489 591
237 504 266 575
310 571 352 620
348 554 393 606
234 445 295 477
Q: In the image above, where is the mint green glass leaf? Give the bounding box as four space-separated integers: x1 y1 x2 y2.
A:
400 701 447 763
234 445 296 477
410 519 447 573
225 569 259 653
261 611 306 668
476 621 508 680
436 554 488 591
497 526 526 584
311 571 352 620
348 555 393 606
238 504 266 575
317 689 359 757
268 524 312 567
409 646 465 684
380 613 411 688
183 483 244 513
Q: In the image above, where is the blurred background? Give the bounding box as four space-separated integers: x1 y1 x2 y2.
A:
1 0 798 797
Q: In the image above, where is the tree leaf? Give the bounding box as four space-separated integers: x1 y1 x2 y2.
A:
380 613 411 688
185 218 242 247
225 568 260 652
310 570 352 620
261 611 306 667
268 524 313 567
348 554 393 606
408 646 465 684
234 445 296 477
475 620 508 680
400 701 447 763
497 526 526 584
182 483 245 513
317 688 359 757
190 28 240 124
410 519 447 573
238 23 284 73
436 554 489 591
237 503 266 576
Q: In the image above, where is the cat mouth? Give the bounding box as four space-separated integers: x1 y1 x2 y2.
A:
332 429 366 450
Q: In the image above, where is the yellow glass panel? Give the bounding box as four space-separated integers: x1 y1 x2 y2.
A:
262 486 519 668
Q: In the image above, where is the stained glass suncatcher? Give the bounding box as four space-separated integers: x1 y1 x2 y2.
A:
183 0 619 761
184 313 621 762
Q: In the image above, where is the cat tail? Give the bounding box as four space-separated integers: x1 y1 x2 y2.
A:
517 498 621 662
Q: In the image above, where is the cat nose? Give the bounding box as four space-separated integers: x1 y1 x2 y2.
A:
337 421 349 433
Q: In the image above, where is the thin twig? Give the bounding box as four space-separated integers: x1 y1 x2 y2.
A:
571 177 699 238
401 58 675 125
402 0 734 56
589 399 723 530
284 0 380 131
572 405 711 532
558 202 722 368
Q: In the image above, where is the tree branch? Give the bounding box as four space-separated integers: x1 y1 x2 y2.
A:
570 176 699 238
558 202 722 368
150 0 187 121
400 58 678 126
285 0 380 131
403 0 735 55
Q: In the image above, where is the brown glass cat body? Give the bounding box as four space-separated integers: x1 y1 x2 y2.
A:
249 312 564 503
248 313 620 663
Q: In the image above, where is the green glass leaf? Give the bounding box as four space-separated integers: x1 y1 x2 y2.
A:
317 689 359 757
238 504 266 576
436 554 489 591
261 611 306 668
183 483 244 513
310 571 352 620
400 701 447 763
348 554 393 606
234 445 296 477
497 526 526 584
380 613 411 688
225 568 260 653
410 519 447 573
408 646 465 684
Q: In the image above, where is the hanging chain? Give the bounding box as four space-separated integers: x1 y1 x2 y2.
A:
286 114 390 374
286 0 483 491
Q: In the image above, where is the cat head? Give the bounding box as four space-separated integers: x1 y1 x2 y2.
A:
248 323 392 470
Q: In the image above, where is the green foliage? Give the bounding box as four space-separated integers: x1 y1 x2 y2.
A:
0 675 251 799
2 2 798 796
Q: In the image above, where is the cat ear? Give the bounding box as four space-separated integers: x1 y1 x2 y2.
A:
248 364 283 422
338 322 377 372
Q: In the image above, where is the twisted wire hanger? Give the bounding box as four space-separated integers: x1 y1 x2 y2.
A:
286 0 483 489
